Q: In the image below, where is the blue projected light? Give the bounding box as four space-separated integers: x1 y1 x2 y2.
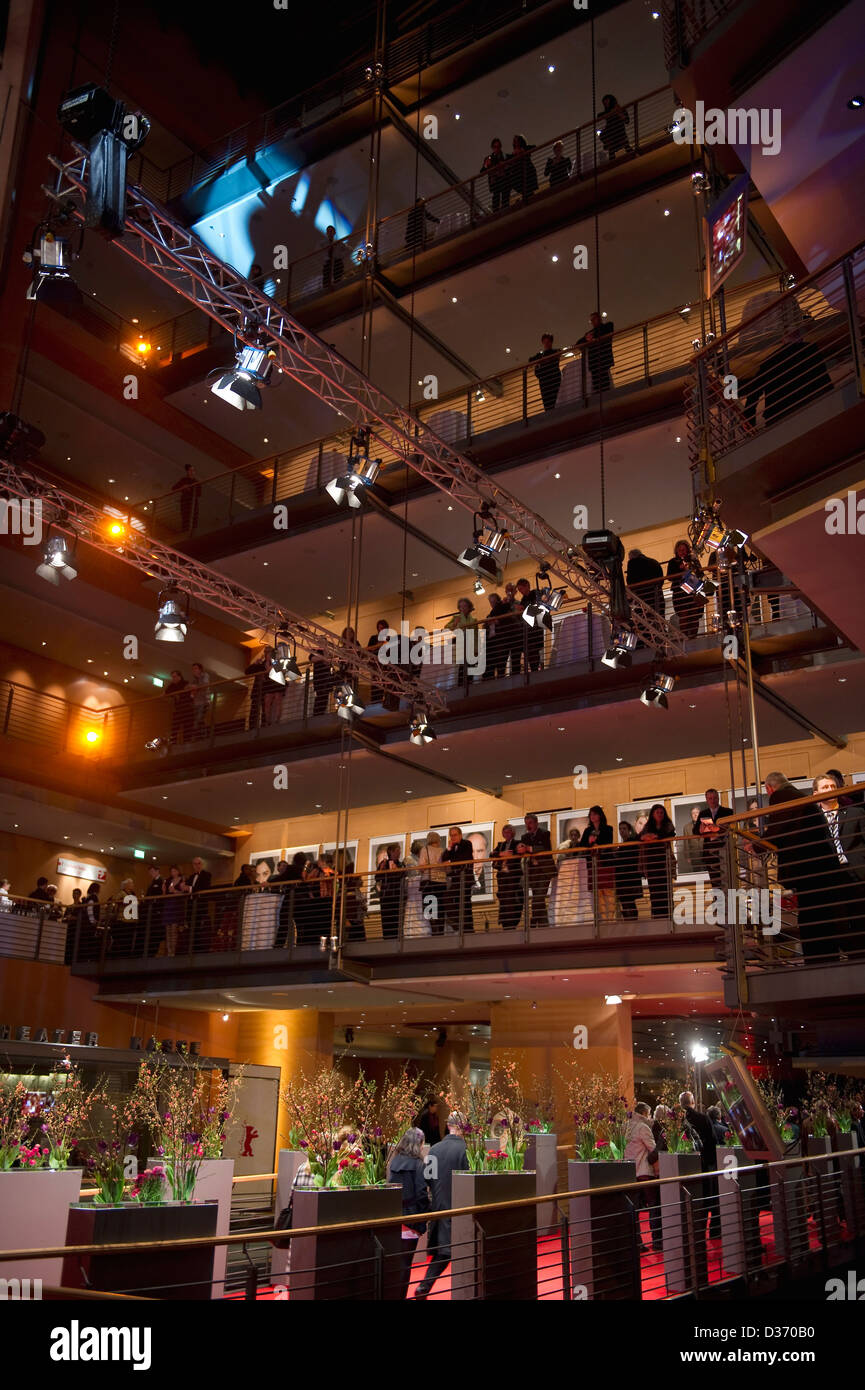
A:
314 200 351 239
291 172 310 215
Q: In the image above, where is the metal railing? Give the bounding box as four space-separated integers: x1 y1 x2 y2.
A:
66 833 736 974
687 241 865 471
140 271 782 541
0 586 823 772
660 0 744 70
124 0 572 205
1 1147 861 1300
722 786 865 987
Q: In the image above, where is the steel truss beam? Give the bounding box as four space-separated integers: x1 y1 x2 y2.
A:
0 456 447 714
45 146 683 656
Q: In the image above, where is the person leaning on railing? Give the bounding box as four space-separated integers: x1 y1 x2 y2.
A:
810 772 865 960
580 807 616 921
764 770 844 961
638 804 676 918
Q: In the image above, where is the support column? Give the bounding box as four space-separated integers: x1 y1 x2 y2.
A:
234 1009 334 1169
433 1038 470 1105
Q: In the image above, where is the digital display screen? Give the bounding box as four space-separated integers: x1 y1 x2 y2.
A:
706 175 749 295
705 1054 783 1159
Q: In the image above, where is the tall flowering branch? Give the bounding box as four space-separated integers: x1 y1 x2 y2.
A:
281 1066 361 1188
354 1066 422 1184
39 1066 95 1170
135 1057 244 1201
0 1081 30 1170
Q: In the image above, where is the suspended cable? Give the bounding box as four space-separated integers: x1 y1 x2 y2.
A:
589 16 605 521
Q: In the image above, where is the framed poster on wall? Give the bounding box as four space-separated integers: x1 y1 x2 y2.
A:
615 800 663 838
283 844 320 869
669 794 710 882
322 840 359 870
554 809 589 847
249 849 282 879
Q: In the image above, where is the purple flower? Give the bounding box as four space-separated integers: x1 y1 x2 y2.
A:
220 1110 230 1122
373 1126 383 1138
127 1132 138 1147
97 1140 108 1152
298 1140 308 1148
499 1119 509 1129
184 1132 199 1144
332 1141 341 1151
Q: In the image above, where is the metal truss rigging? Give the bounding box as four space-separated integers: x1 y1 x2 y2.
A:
44 146 685 656
0 456 447 714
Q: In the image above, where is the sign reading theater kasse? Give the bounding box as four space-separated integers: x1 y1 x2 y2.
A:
56 858 107 883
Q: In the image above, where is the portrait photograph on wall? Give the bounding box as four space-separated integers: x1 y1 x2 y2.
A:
669 795 711 881
322 840 359 869
248 849 282 878
366 833 407 912
615 801 662 839
283 844 320 872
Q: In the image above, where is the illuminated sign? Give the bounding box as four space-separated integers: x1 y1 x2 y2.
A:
56 859 106 882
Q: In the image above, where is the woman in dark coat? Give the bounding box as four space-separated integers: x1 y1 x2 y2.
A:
388 1127 431 1297
615 820 644 920
666 539 704 639
638 804 676 918
597 94 631 160
580 806 615 919
507 134 539 202
481 137 508 212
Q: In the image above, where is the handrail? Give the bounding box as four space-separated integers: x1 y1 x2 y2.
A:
1 1145 859 1262
137 269 781 529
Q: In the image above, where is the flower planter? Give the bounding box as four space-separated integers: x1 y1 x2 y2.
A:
525 1133 558 1231
62 1201 217 1299
451 1170 537 1300
567 1159 639 1300
270 1150 306 1285
288 1185 404 1300
148 1155 234 1299
832 1132 864 1238
0 1168 82 1288
716 1147 760 1276
659 1152 708 1294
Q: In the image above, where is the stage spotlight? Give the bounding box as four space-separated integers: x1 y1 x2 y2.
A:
36 534 77 585
58 83 150 238
691 170 709 194
269 631 301 685
522 570 566 630
144 737 168 753
703 525 748 558
409 710 435 746
154 585 188 642
640 673 676 710
210 346 274 411
582 529 629 621
83 728 101 746
473 578 485 596
335 683 365 719
24 233 81 307
680 570 718 600
457 507 508 585
325 455 381 508
601 627 638 669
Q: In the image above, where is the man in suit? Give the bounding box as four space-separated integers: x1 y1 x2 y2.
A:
515 578 545 673
521 813 555 927
691 788 734 889
681 1091 721 1240
187 856 212 951
143 864 166 956
626 548 665 617
816 773 865 958
577 311 615 393
414 1113 468 1299
376 844 405 941
766 771 848 961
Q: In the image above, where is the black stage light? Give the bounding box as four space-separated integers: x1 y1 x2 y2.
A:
409 710 435 746
326 456 381 508
522 568 566 630
155 586 188 643
36 533 77 585
640 673 676 710
582 529 629 621
24 233 82 307
269 632 301 685
335 683 364 719
210 346 274 411
58 84 150 239
457 506 508 585
601 627 638 669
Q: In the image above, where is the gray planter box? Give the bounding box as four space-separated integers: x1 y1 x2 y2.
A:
770 1160 809 1267
451 1170 537 1300
568 1159 639 1300
62 1201 217 1299
288 1185 404 1300
804 1135 842 1243
659 1151 707 1294
716 1146 760 1276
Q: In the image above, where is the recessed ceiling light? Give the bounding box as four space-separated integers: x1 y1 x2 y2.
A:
663 209 670 217
551 254 558 263
847 95 864 109
451 296 457 303
554 472 560 478
108 478 115 483
547 64 555 73
557 726 565 732
838 677 847 683
615 756 623 762
246 781 253 786
455 113 461 120
505 773 513 778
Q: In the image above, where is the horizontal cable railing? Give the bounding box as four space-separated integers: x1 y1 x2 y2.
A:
1 1148 860 1300
0 586 823 771
140 271 781 540
687 241 865 469
660 0 744 70
721 786 865 980
69 832 736 971
124 0 566 205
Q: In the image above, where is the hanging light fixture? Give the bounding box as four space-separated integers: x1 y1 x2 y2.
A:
325 428 381 508
457 504 509 585
36 532 77 584
335 683 365 719
680 570 717 600
409 710 435 745
210 345 274 411
601 627 638 669
268 629 301 684
521 566 566 629
154 585 188 642
24 231 82 306
640 673 676 709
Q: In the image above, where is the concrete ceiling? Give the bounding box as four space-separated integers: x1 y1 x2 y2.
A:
115 658 865 831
